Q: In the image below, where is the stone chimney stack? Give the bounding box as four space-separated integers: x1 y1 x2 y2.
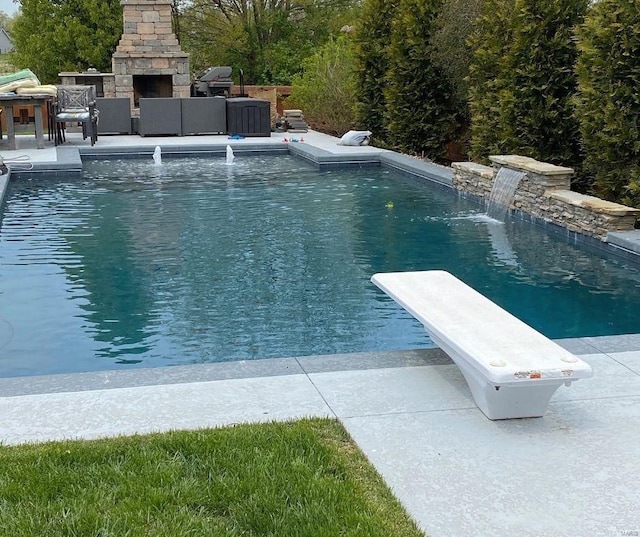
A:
112 0 190 108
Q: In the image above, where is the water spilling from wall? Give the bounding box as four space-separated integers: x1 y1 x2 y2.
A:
486 167 526 221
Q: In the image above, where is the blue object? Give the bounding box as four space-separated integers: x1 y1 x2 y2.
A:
228 134 245 140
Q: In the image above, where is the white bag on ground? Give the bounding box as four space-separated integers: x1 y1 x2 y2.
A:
337 130 372 146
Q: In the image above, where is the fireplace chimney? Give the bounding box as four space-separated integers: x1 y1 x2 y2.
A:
112 0 190 110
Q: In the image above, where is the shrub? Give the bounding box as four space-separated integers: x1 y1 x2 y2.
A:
468 0 587 171
574 0 640 206
287 35 358 137
353 0 397 146
467 0 515 161
384 0 458 160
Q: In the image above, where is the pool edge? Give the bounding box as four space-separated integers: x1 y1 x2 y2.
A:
1 335 638 397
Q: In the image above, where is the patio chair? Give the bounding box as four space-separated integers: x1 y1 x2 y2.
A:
53 85 99 146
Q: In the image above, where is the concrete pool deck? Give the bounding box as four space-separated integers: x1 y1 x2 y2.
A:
1 338 639 537
1 132 639 536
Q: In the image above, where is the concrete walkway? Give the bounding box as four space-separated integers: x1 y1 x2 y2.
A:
1 131 639 537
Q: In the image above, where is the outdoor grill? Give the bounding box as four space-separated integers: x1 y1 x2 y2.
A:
192 66 234 97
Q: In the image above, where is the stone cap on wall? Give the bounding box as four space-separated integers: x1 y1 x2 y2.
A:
548 190 640 217
451 161 494 178
59 71 115 78
489 155 574 177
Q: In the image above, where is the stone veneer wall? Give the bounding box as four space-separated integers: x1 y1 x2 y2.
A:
452 155 640 240
112 0 190 106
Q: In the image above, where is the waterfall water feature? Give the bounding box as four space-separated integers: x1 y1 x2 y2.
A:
226 145 235 165
486 167 526 222
152 146 162 166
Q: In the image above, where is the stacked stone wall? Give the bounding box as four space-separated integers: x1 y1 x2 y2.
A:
112 0 191 105
452 156 639 241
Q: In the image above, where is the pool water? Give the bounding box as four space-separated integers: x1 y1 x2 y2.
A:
1 154 639 377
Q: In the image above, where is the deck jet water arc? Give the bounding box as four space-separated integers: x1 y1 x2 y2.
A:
153 146 162 166
226 145 235 165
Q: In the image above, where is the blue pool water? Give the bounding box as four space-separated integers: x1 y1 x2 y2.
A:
1 154 639 377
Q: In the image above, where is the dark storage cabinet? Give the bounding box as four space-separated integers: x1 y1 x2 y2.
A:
96 98 132 134
138 98 181 136
226 98 270 137
181 97 226 135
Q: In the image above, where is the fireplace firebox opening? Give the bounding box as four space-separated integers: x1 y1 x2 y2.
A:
133 75 173 106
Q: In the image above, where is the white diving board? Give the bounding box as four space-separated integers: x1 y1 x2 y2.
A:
371 270 593 420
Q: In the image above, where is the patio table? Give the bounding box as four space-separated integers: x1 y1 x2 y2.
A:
0 94 50 150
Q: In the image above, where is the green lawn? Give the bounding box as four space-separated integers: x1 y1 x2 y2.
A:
0 418 425 536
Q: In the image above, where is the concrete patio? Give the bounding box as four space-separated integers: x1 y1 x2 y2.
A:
1 131 639 537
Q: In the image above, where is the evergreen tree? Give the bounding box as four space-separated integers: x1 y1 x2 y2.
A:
468 0 586 169
574 0 640 206
353 0 396 145
467 0 515 161
384 0 457 160
507 0 586 167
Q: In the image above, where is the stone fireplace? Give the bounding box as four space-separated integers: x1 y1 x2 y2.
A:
112 0 190 110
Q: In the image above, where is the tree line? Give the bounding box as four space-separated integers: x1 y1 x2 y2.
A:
7 0 640 207
293 0 640 208
9 0 359 85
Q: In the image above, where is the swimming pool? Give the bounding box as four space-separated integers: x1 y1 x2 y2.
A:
1 154 639 377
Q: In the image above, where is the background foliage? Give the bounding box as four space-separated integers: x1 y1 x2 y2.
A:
574 0 640 206
384 0 458 159
468 0 587 173
10 0 121 82
0 11 14 31
178 0 359 85
287 34 357 136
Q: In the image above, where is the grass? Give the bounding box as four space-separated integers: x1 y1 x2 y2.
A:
0 418 425 536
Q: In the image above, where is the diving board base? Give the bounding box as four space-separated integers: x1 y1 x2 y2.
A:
430 331 569 420
458 361 567 420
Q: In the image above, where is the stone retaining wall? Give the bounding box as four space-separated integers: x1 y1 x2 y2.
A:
452 155 640 240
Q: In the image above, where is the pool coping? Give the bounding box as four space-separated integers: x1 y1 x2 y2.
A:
2 334 640 397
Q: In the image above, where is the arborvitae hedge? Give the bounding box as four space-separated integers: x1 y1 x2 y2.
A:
468 0 587 170
384 0 458 159
353 0 397 145
574 0 640 206
431 0 484 114
467 0 516 161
